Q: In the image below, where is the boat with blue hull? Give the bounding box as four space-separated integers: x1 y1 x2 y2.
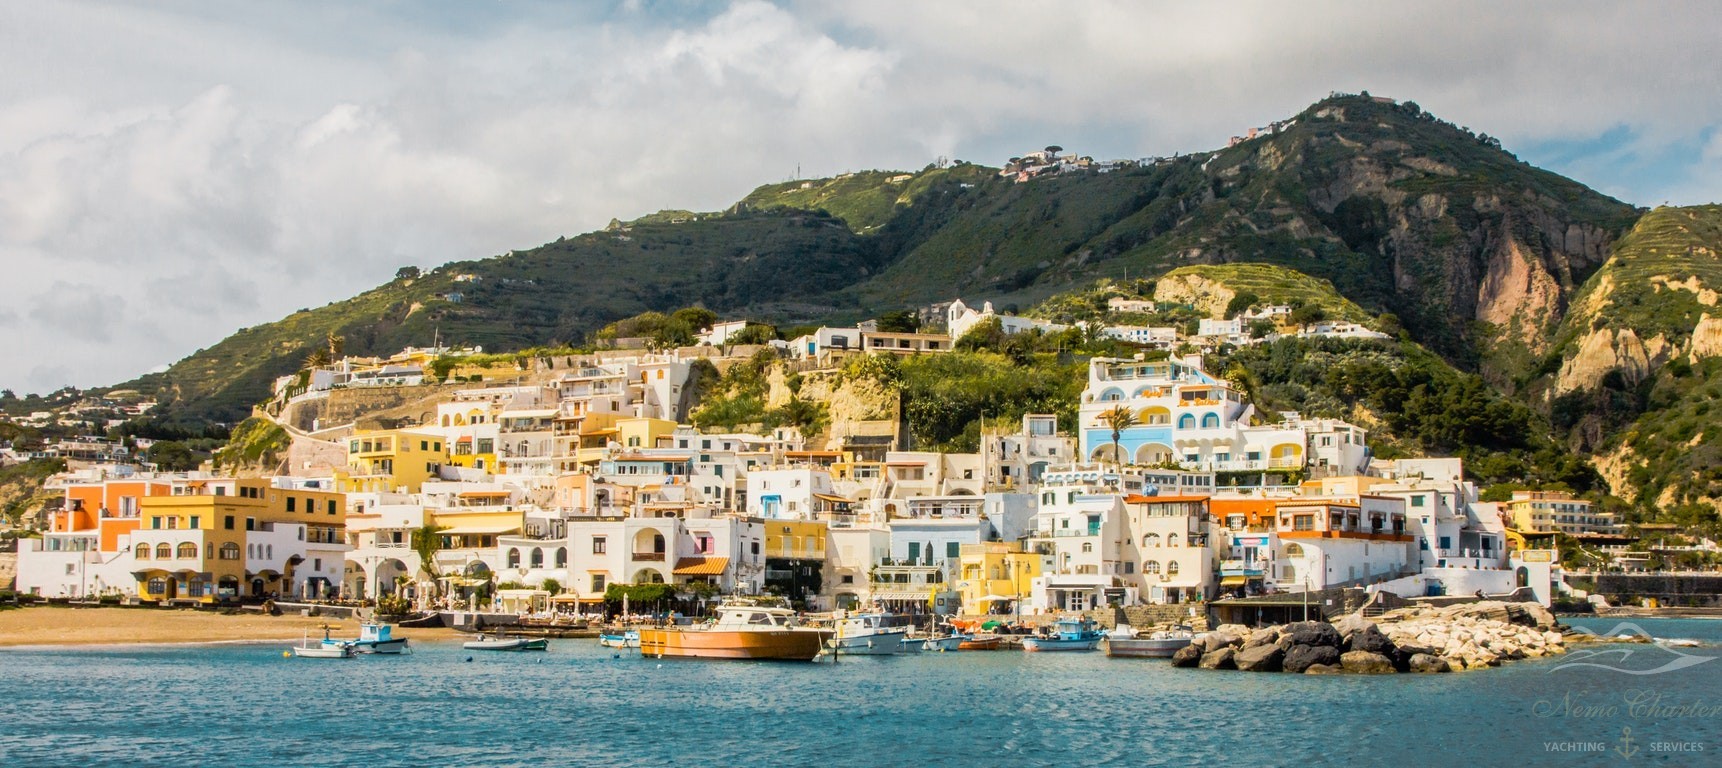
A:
599 629 641 649
1021 617 1104 652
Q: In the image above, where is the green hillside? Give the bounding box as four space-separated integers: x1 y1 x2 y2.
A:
1541 205 1722 517
114 94 1644 438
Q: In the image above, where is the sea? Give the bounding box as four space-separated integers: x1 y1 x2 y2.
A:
1 617 1719 767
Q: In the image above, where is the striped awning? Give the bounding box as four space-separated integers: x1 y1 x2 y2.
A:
672 556 729 576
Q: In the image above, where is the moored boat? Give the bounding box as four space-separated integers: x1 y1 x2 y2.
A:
463 634 550 652
327 622 411 655
1021 617 1104 652
638 603 830 661
599 629 641 649
826 613 910 656
293 628 355 659
1103 624 1193 658
921 634 965 652
957 634 1000 651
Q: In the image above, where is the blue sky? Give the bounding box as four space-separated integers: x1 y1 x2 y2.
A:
1 0 1718 393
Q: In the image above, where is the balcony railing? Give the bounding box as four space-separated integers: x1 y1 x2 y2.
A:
632 552 666 562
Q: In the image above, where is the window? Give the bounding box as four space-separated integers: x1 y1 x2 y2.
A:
189 516 200 529
313 558 322 571
1144 560 1161 574
151 516 162 530
166 517 178 530
592 574 606 592
841 575 854 584
328 500 337 515
751 542 760 555
1124 561 1135 574
219 543 240 560
155 543 172 559
286 497 296 513
946 542 960 560
908 542 921 562
555 547 567 567
246 518 255 531
592 537 607 554
1081 542 1093 553
135 543 150 560
1167 561 1181 575
507 548 521 568
530 548 543 567
224 515 235 530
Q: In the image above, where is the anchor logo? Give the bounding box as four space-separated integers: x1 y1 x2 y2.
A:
1615 727 1638 760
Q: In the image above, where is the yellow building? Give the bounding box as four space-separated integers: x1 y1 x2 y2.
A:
615 417 679 450
958 542 1041 614
765 520 828 560
339 428 447 494
132 480 346 603
1504 491 1616 535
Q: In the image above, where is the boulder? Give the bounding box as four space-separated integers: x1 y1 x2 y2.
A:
1214 623 1251 637
1333 613 1370 640
1244 627 1281 649
1234 643 1285 672
1283 643 1340 673
1171 644 1203 668
1199 647 1237 670
1303 663 1343 675
1340 650 1396 674
1345 625 1397 656
1408 653 1451 673
1284 621 1342 648
1208 631 1243 650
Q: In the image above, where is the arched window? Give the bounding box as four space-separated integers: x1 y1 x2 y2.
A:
555 547 568 567
1081 542 1093 553
652 534 665 554
1167 561 1181 575
219 542 241 560
1201 412 1220 429
1144 560 1161 574
1100 388 1124 402
1168 534 1179 547
135 543 150 560
507 548 521 568
155 543 172 559
1284 543 1304 557
177 542 198 559
1177 414 1195 429
530 548 544 567
1142 533 1160 548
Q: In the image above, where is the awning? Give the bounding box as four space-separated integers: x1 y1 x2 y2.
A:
812 493 855 504
437 523 521 535
673 556 729 576
872 591 934 601
500 409 559 418
1220 576 1251 587
458 490 511 498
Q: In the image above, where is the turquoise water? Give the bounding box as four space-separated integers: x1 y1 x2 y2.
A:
1 618 1720 767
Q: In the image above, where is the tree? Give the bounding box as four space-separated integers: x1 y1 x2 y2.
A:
395 266 421 281
1289 304 1327 327
874 310 921 333
304 348 331 369
146 441 199 471
326 331 345 360
1224 292 1260 319
727 323 777 346
1098 405 1140 470
541 578 562 595
410 524 449 597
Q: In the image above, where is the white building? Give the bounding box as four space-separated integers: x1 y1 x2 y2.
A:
946 299 1067 342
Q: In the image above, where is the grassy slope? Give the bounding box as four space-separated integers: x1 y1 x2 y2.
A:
1155 263 1379 323
1543 205 1722 512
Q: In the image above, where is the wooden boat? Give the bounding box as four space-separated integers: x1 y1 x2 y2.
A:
1021 617 1104 652
957 634 1001 651
327 622 411 654
293 628 354 659
599 629 640 649
1104 625 1193 658
638 603 830 661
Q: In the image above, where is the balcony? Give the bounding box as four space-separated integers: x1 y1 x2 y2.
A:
1219 559 1264 577
632 552 666 562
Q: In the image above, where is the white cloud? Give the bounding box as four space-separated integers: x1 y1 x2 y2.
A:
0 0 1718 393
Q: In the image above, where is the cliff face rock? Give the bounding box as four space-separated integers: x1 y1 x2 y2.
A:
1476 235 1563 348
1691 314 1722 360
1152 272 1236 318
1555 327 1653 394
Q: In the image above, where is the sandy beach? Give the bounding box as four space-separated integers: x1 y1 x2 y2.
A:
0 607 462 647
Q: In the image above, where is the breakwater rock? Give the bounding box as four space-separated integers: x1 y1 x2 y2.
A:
1172 601 1567 674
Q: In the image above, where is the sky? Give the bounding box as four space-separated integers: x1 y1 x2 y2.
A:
1 0 1719 394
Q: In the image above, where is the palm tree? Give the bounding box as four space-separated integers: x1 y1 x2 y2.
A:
1099 405 1140 470
410 523 449 599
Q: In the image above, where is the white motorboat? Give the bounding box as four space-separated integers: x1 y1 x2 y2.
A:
1104 624 1195 658
327 623 411 654
462 633 547 652
292 629 354 659
825 613 910 656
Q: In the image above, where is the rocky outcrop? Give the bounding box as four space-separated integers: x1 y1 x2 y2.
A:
1177 603 1565 676
1691 314 1722 361
1152 272 1237 319
1476 235 1562 349
1555 327 1655 394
